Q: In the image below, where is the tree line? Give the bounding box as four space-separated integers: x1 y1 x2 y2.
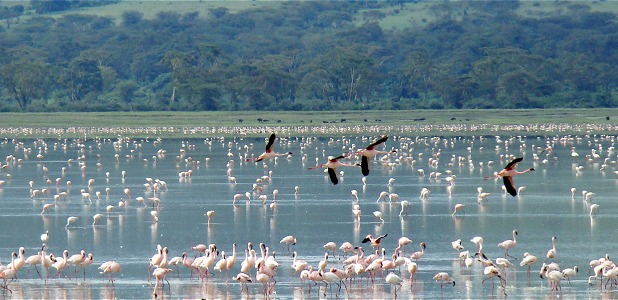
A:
0 0 617 112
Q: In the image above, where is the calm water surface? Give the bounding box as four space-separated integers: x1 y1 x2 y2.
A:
0 135 617 299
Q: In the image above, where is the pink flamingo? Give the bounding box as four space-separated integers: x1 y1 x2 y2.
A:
246 133 292 162
308 155 359 185
356 136 396 176
485 157 534 196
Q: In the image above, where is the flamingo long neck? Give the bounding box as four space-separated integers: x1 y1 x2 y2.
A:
357 249 365 262
517 168 533 175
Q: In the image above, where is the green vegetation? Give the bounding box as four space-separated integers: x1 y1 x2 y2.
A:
1 1 618 112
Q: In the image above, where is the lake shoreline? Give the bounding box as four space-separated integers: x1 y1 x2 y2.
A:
0 109 617 138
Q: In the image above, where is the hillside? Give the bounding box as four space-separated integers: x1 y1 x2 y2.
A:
0 0 617 112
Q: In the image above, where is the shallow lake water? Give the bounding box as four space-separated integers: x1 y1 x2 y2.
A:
0 134 618 299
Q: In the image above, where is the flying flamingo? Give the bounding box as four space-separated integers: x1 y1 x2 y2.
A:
362 234 388 250
485 157 534 196
308 155 359 185
356 135 396 176
246 133 292 162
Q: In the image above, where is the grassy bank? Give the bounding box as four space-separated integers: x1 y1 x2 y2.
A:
0 109 617 138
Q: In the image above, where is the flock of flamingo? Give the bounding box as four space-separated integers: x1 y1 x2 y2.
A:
0 131 616 299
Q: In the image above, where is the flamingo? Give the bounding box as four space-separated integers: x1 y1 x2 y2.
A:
77 253 94 281
246 133 292 162
485 157 534 196
433 272 456 290
399 200 410 216
213 251 229 283
52 249 69 279
65 216 78 228
520 252 538 278
362 234 387 250
451 239 464 252
25 251 43 279
291 251 308 275
497 229 518 259
99 261 121 286
40 247 56 284
546 236 557 261
590 204 600 216
452 203 465 216
411 242 426 262
280 235 296 254
398 237 413 251
308 155 359 185
66 250 86 278
323 242 337 257
40 231 49 243
93 213 104 226
541 266 565 292
385 272 403 295
562 266 578 284
205 210 214 224
356 135 396 176
483 264 507 295
233 272 252 293
152 267 173 298
0 252 18 293
339 242 354 258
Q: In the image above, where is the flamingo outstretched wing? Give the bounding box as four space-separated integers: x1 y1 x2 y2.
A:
375 233 388 242
361 156 370 176
504 157 523 170
503 176 517 196
265 133 277 152
328 168 339 185
366 136 389 150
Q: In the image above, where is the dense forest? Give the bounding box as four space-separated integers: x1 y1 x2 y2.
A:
0 0 617 112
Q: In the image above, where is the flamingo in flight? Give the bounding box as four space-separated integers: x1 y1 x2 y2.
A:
246 133 292 162
485 157 534 196
361 234 388 250
356 136 396 176
308 155 359 185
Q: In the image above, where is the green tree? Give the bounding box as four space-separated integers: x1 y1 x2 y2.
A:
61 56 103 102
0 59 50 109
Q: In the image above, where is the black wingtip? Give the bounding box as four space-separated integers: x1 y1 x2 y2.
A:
361 156 369 176
328 168 339 185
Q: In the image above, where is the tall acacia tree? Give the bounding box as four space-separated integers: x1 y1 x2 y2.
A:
0 46 50 110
